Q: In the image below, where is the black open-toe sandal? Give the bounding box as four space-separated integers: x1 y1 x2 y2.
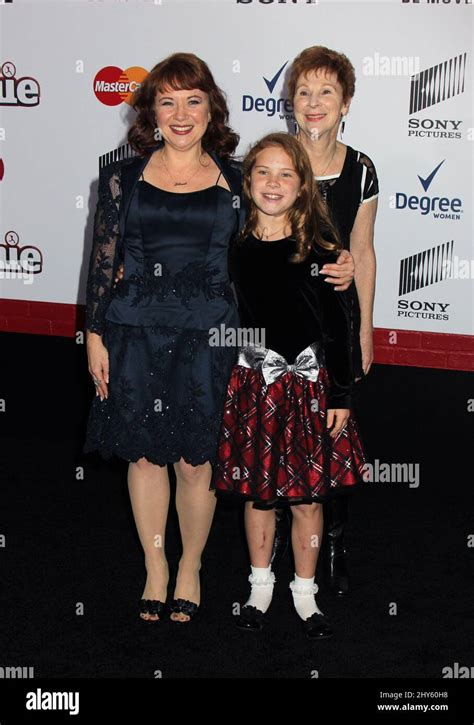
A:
139 599 166 622
169 598 200 623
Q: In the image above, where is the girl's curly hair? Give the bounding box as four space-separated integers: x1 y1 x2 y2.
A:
240 133 341 262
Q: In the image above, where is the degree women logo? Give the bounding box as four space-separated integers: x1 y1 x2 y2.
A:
93 66 148 106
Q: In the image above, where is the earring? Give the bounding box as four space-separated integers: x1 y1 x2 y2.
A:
294 120 299 136
340 117 346 139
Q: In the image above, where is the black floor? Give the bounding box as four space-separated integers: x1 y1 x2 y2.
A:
0 331 473 679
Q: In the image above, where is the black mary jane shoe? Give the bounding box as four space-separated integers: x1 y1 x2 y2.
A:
169 598 200 624
302 612 333 640
236 605 265 631
139 599 166 622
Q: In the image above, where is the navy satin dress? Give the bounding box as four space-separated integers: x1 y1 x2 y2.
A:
83 175 239 466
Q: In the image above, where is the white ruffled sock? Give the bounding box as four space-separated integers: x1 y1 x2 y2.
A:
289 574 323 621
244 565 276 613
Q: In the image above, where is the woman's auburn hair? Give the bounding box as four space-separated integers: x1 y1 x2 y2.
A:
288 45 356 104
240 133 341 261
128 52 239 159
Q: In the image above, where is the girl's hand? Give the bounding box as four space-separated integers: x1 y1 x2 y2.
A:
326 408 350 439
87 333 109 401
320 249 354 291
114 263 125 285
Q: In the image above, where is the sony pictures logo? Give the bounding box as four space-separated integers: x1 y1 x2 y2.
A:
100 142 138 169
407 53 466 139
0 61 40 107
397 241 453 321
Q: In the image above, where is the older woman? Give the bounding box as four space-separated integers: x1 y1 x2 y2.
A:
84 53 243 623
288 46 379 594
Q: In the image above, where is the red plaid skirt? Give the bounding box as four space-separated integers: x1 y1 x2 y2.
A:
212 360 366 506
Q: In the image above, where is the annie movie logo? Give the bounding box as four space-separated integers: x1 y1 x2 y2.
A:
0 61 40 107
0 231 43 284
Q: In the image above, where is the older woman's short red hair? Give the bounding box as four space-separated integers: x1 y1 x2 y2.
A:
288 46 356 103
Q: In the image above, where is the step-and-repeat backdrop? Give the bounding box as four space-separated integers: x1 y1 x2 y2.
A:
0 0 472 335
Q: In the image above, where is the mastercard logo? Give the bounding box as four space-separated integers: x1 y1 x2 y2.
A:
93 66 148 106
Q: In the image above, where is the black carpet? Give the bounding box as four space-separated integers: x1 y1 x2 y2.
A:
0 331 472 680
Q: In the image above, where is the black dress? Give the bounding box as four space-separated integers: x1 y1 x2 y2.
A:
212 234 366 506
83 153 242 466
316 145 379 378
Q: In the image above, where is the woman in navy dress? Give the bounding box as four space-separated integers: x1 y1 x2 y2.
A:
83 53 243 623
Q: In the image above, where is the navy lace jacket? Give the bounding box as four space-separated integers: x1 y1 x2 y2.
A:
85 146 244 335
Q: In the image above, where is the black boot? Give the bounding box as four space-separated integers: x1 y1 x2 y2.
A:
323 496 350 595
270 507 290 564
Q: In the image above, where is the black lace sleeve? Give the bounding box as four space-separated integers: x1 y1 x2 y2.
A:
359 151 379 204
85 163 122 335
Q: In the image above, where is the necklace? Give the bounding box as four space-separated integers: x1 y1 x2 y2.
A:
296 131 338 178
255 224 287 241
160 149 206 186
313 144 337 178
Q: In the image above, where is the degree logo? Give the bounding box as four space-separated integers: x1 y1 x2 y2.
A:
93 66 148 106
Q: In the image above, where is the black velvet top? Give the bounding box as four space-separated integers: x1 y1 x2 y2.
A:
229 233 353 409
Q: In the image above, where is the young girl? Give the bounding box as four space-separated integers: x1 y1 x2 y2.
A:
211 133 366 639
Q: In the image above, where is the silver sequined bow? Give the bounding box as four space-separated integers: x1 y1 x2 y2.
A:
261 346 320 386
